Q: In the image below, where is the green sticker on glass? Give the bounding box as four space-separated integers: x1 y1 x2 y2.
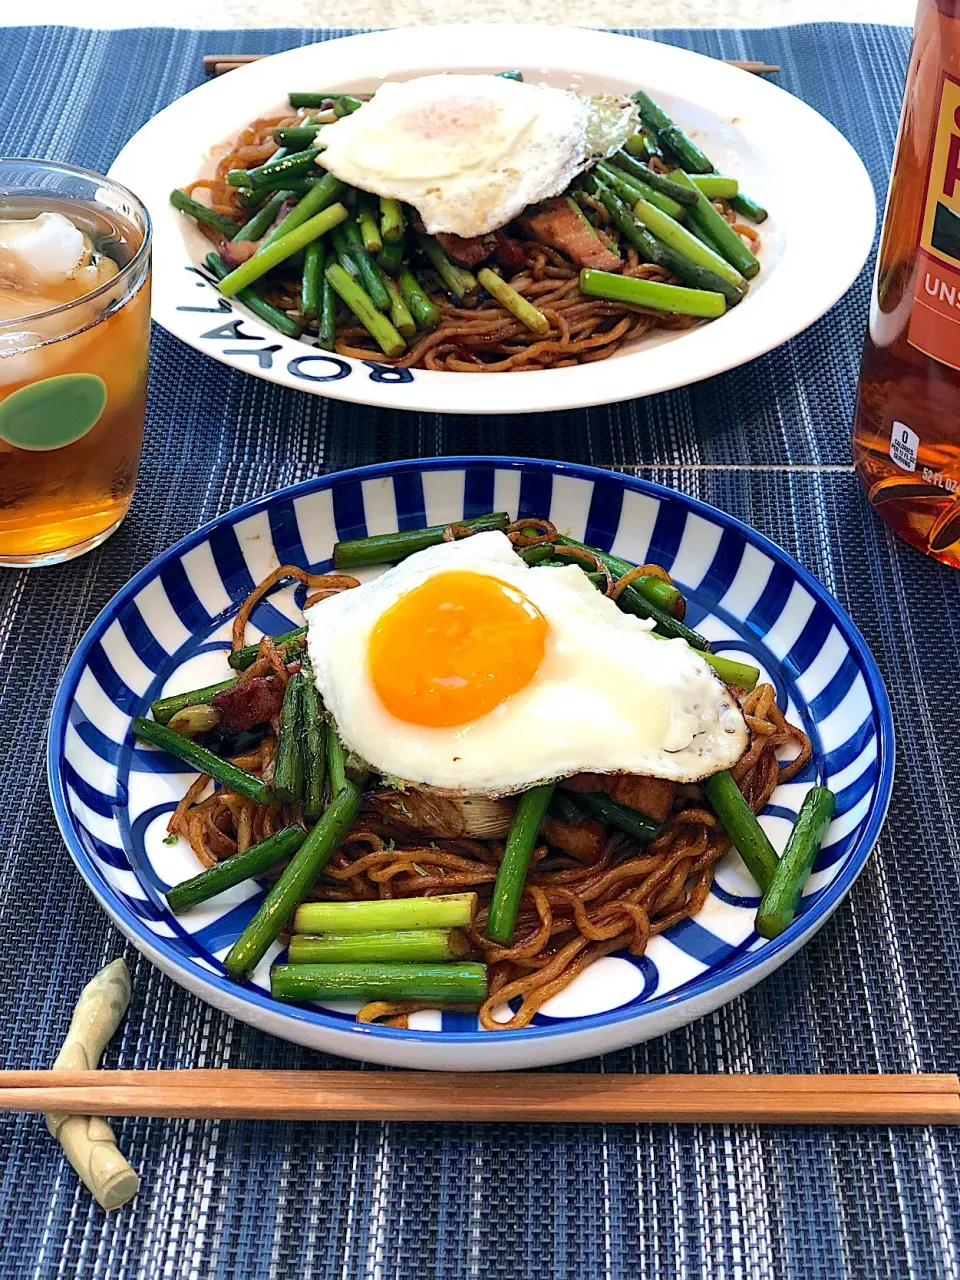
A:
0 373 107 451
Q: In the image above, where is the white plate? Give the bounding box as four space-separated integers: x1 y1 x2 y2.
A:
109 25 876 416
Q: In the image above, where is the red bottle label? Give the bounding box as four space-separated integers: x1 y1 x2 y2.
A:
908 71 960 371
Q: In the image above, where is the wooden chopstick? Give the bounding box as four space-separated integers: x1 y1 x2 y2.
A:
201 54 779 77
203 54 260 72
726 60 780 74
2 1071 956 1124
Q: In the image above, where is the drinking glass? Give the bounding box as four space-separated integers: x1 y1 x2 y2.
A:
0 159 152 566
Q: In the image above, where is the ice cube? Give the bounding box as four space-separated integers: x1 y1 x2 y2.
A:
73 252 119 296
0 285 65 322
0 283 101 384
0 330 46 386
0 211 85 287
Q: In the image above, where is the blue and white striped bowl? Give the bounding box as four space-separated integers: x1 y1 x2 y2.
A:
48 458 894 1070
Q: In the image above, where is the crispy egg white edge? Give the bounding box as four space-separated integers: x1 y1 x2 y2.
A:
306 532 749 797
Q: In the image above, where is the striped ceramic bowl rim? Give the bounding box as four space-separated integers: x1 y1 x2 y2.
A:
48 458 894 1070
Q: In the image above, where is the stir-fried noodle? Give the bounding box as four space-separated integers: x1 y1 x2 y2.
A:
167 529 810 1031
187 111 761 372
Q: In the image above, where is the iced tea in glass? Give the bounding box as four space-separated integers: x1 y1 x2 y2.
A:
0 159 151 566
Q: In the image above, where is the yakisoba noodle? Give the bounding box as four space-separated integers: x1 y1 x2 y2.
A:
187 109 762 372
166 525 810 1032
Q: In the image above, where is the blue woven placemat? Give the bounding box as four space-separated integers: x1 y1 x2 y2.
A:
6 21 960 1280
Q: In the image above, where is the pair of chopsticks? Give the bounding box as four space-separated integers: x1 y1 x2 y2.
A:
202 54 780 77
3 1071 958 1123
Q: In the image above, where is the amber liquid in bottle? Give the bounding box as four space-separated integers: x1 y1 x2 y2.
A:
853 0 960 566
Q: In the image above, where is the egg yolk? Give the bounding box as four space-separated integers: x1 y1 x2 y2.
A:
368 570 548 727
400 96 493 142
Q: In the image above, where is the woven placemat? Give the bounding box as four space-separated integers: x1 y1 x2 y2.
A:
5 22 959 1280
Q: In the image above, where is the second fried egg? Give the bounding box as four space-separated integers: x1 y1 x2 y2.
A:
316 73 634 238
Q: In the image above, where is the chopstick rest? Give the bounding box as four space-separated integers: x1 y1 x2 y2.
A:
45 959 139 1211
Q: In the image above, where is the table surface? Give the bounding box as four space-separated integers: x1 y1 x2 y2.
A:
16 0 916 28
4 18 960 1280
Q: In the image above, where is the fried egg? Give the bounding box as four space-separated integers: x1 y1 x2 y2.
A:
316 74 635 239
306 531 748 796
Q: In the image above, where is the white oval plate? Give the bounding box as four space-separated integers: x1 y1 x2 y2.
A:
109 25 875 416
